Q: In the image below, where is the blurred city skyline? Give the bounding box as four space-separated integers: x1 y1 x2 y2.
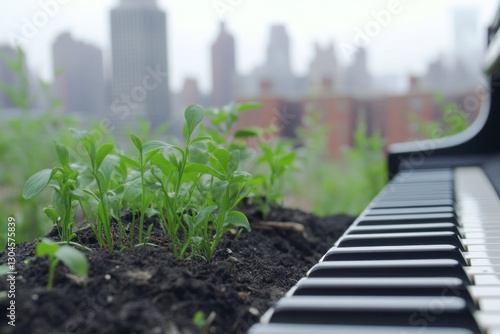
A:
0 0 497 94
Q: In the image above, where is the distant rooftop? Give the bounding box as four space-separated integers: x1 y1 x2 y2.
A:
120 0 157 8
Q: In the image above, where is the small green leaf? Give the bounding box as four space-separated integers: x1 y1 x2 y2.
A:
190 136 212 144
234 128 260 138
43 207 60 222
184 104 204 137
54 142 70 165
95 143 114 170
145 223 154 240
55 246 88 277
120 154 140 169
195 205 218 226
193 310 206 329
223 211 250 232
130 134 143 153
151 154 176 175
23 169 53 199
278 152 296 166
145 147 162 163
229 150 240 174
212 148 230 173
236 102 261 112
143 140 169 153
230 170 251 183
184 163 225 180
36 238 59 258
71 189 87 199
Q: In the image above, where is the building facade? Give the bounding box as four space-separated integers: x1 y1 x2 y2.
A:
110 0 170 134
52 33 105 116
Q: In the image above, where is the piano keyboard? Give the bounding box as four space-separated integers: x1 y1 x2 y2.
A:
248 167 500 334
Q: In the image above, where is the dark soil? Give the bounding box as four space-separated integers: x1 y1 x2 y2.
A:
0 207 353 334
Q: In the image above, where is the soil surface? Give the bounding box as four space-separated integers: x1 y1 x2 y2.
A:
0 207 353 334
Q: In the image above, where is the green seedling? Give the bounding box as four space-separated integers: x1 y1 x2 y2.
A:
149 104 210 258
120 134 161 246
192 310 205 329
35 238 88 290
203 102 261 147
23 142 79 242
150 105 251 260
253 140 296 218
69 129 116 250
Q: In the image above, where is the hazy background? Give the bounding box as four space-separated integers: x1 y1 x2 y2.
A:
0 0 497 93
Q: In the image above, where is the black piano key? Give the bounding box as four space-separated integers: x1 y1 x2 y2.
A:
337 231 464 250
370 199 454 209
380 187 453 194
347 222 462 236
267 296 479 332
322 245 467 265
366 206 454 215
248 323 475 334
291 277 475 308
306 259 471 284
375 194 454 202
357 213 457 225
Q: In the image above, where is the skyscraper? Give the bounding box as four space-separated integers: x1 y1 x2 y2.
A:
211 22 235 107
343 48 371 95
308 42 337 93
261 25 297 97
110 0 170 134
0 45 17 109
52 33 105 115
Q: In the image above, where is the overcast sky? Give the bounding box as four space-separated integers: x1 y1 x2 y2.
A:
0 0 498 93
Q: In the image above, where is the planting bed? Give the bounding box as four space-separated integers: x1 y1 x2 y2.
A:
0 207 352 334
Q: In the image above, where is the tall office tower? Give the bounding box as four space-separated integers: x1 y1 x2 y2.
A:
110 0 170 134
262 25 296 97
343 48 371 95
0 45 17 108
308 42 337 93
211 22 236 107
52 33 105 115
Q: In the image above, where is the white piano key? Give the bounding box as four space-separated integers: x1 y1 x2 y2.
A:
465 266 500 275
473 275 500 285
478 298 500 311
466 251 500 259
469 286 500 298
475 312 500 332
465 232 500 238
467 245 500 252
463 238 500 245
470 258 500 266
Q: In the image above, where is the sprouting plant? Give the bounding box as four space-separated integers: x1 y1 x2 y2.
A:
192 310 216 333
23 142 79 242
252 140 296 218
149 104 251 260
35 238 88 290
203 102 261 148
185 147 252 261
192 310 206 330
69 129 116 250
201 102 262 169
120 134 162 246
